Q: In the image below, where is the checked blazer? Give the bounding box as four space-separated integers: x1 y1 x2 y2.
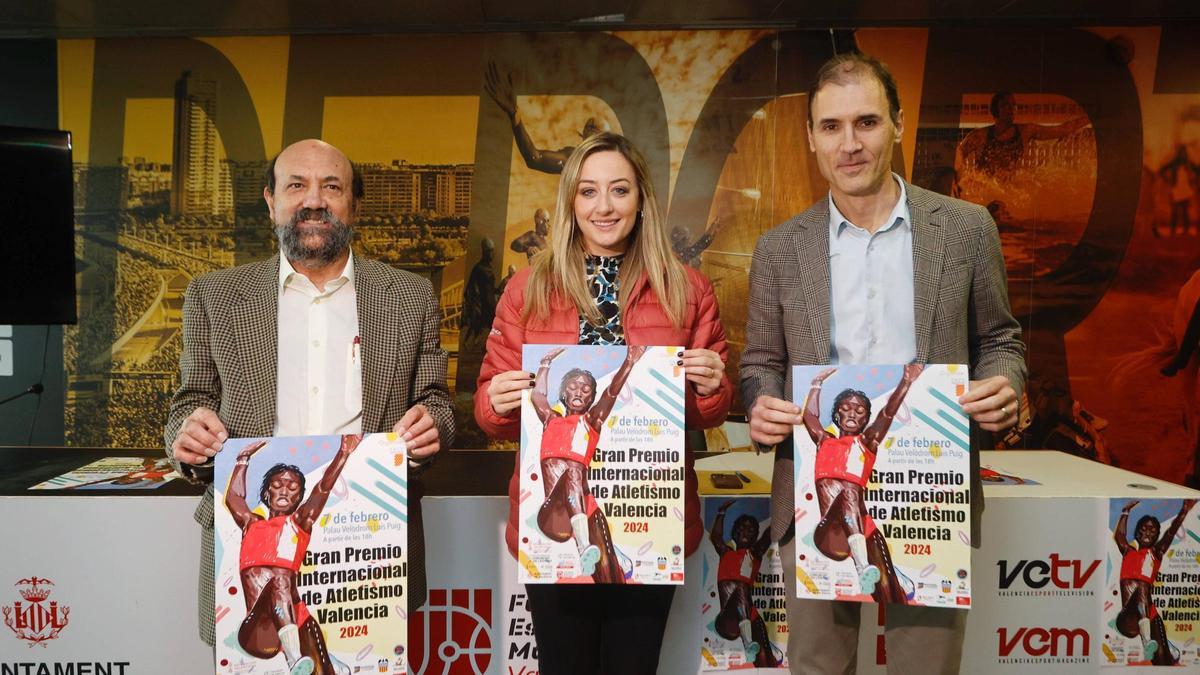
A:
739 181 1026 549
164 253 454 646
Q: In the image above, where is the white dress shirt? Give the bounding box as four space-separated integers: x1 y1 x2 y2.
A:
273 252 363 436
827 175 917 365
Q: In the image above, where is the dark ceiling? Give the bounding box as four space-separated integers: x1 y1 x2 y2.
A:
1 0 1197 38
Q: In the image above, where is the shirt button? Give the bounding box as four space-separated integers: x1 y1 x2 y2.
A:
313 298 322 305
311 386 319 395
867 289 876 299
312 340 320 348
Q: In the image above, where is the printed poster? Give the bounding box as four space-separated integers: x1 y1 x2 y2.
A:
699 496 787 670
518 344 685 584
214 434 408 675
792 364 972 607
1102 498 1200 667
30 456 179 489
980 464 1041 486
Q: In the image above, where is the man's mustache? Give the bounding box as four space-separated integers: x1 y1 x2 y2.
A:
291 207 335 226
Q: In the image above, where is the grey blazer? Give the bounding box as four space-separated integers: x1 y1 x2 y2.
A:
739 181 1026 547
164 253 454 645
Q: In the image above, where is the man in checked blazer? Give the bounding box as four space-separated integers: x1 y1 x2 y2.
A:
740 54 1026 674
165 139 454 649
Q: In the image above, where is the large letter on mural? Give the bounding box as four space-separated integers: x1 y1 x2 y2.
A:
78 39 266 444
457 33 668 401
919 27 1141 388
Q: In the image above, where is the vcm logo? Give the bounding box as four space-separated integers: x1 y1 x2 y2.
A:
998 627 1090 657
997 554 1100 589
412 588 493 675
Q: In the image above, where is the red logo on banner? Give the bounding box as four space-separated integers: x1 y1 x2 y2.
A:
411 588 493 675
998 627 1090 658
3 577 70 647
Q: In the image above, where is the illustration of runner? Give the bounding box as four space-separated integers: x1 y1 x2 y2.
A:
803 364 922 602
531 346 644 583
709 500 778 666
224 435 362 675
1114 499 1197 665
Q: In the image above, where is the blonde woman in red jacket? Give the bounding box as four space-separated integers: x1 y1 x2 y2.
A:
475 131 732 674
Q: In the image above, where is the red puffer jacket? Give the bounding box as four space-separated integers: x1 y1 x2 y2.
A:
475 265 732 559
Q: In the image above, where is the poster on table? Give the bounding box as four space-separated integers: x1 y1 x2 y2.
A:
518 344 685 584
1102 497 1200 667
791 364 972 607
213 433 409 675
30 456 179 489
980 463 1041 486
698 496 787 670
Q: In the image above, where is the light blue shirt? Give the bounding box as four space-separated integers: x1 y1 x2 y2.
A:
827 175 916 365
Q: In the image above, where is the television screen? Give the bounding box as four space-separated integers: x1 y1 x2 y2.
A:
0 126 77 325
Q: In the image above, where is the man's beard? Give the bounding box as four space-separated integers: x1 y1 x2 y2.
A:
275 207 353 266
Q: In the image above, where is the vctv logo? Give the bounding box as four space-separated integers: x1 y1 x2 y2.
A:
998 626 1090 661
997 554 1099 595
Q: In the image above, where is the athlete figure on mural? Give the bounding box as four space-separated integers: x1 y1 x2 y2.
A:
803 364 922 602
1114 498 1197 665
531 345 643 583
511 208 551 262
709 500 778 666
956 91 1091 175
485 62 604 174
670 218 722 269
224 435 361 675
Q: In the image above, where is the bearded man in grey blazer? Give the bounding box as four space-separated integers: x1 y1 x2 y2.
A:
165 139 454 648
740 54 1026 674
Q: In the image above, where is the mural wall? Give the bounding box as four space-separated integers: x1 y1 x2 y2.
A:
43 26 1200 486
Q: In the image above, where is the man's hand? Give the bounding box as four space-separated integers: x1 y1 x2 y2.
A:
958 375 1018 432
488 370 535 417
172 407 227 465
749 395 802 449
393 404 440 466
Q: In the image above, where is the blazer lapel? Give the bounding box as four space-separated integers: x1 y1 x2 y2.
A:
908 183 946 364
795 202 832 364
233 256 280 436
355 257 397 434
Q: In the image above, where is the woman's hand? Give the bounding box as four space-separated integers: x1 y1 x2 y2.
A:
488 369 534 417
681 348 724 397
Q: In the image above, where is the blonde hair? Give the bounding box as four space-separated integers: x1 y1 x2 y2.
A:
523 132 688 329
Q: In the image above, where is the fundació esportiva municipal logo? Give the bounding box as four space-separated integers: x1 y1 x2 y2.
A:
3 577 71 646
411 588 493 674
